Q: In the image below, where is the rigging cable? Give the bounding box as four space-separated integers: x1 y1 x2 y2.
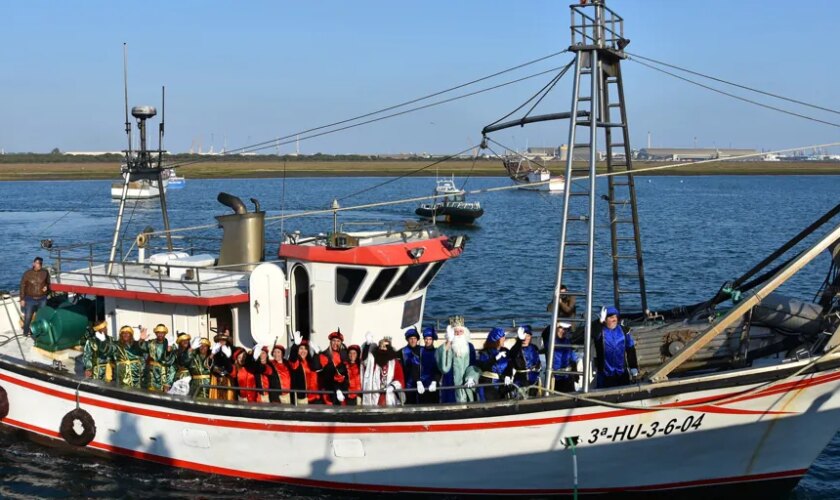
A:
629 58 840 129
626 51 840 116
166 51 569 169
337 144 479 202
484 59 576 132
167 65 569 170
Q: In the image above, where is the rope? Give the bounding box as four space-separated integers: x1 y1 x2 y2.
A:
625 51 840 117
629 58 840 129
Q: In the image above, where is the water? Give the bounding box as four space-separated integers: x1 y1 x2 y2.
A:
0 175 838 498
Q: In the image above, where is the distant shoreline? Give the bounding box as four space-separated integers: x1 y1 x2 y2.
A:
2 160 840 181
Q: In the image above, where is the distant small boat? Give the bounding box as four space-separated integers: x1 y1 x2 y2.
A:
166 169 185 189
110 175 168 199
502 156 565 192
415 176 484 224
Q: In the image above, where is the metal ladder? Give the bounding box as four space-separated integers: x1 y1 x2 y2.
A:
602 59 648 313
547 0 646 393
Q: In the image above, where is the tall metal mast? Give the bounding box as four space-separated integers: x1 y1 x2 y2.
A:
107 46 174 275
546 0 646 393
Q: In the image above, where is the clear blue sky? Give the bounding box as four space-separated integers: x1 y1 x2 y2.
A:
2 1 839 155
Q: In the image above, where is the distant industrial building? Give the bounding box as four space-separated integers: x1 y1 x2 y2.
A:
638 148 759 161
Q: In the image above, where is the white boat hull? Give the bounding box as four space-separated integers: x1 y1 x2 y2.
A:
110 178 169 199
514 171 566 192
1 356 838 495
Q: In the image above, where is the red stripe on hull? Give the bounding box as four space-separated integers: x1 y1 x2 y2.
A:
51 283 249 306
0 417 809 494
0 368 836 435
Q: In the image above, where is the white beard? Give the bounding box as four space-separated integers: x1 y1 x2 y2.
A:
452 335 470 358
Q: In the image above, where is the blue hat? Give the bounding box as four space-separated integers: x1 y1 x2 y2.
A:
487 327 506 343
521 324 532 334
404 327 420 340
606 306 619 317
422 326 438 340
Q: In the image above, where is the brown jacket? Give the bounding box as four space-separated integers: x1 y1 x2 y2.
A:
20 269 50 299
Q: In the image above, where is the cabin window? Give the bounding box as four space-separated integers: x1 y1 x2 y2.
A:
415 261 444 291
386 263 430 299
335 267 367 304
362 268 399 303
401 297 423 328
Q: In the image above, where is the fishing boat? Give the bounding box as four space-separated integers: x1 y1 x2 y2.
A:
415 176 484 224
502 155 566 192
2 3 840 497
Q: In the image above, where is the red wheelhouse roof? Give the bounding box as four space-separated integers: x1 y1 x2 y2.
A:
279 235 462 267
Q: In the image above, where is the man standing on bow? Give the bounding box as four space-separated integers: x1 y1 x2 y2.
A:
19 256 50 336
435 322 480 404
594 306 640 388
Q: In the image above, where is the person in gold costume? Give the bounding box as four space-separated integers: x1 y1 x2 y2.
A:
172 333 193 383
98 325 148 389
188 337 213 398
143 324 176 392
83 320 112 381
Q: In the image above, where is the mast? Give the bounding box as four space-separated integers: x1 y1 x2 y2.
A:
107 44 133 275
545 0 646 393
107 46 174 275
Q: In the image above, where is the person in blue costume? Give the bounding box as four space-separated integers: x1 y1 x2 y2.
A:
549 321 580 393
400 327 422 405
477 327 512 401
417 326 441 404
507 325 541 397
594 306 639 388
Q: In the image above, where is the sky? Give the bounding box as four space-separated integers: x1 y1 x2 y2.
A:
2 0 840 155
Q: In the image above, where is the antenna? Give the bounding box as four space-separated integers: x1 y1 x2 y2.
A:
158 86 165 168
123 43 132 154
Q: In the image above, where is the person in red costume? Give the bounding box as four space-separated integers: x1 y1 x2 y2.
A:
344 345 363 406
231 348 258 402
288 335 321 404
251 345 275 403
316 330 350 405
269 345 292 404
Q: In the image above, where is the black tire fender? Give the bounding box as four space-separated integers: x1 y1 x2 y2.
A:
0 385 8 419
59 408 96 447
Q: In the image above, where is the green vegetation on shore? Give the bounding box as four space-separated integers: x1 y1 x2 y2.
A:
1 154 840 181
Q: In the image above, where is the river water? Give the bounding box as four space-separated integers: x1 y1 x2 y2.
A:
0 175 838 498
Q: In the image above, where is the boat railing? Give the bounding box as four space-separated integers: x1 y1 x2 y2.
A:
570 1 625 50
194 380 549 404
52 257 266 297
